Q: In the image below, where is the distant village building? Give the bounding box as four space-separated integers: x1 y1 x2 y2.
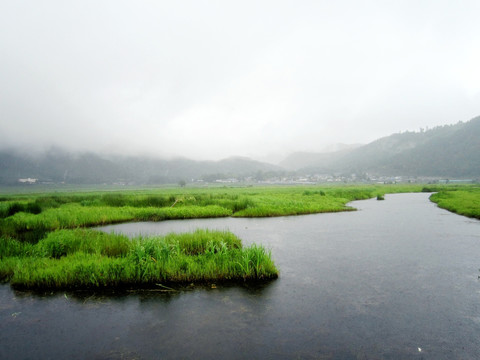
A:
215 178 239 183
18 178 37 184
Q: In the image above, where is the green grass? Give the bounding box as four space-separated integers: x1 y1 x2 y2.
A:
0 229 278 289
0 184 429 242
2 183 478 290
430 187 480 219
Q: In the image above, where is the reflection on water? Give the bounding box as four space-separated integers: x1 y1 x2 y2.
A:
1 193 480 359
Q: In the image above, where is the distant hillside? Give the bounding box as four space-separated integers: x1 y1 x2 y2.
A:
2 116 479 185
0 149 281 185
293 116 480 177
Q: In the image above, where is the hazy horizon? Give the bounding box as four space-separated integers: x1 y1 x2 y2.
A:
1 1 480 161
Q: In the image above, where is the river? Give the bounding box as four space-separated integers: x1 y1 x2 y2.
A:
1 193 479 359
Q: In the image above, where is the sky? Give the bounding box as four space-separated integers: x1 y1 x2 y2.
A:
1 1 480 162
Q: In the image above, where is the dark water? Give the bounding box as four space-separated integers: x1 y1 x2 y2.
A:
2 193 480 359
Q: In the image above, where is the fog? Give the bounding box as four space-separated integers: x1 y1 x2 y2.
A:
1 1 479 161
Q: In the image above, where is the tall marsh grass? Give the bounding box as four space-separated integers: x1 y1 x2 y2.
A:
1 229 278 289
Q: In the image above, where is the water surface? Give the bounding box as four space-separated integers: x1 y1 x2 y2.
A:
1 193 480 359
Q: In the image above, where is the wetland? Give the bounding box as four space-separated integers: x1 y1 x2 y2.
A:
1 191 480 359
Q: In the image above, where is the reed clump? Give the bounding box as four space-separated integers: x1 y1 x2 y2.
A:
0 229 278 289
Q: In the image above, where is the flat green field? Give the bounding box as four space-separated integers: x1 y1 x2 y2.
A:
0 184 424 240
1 183 478 289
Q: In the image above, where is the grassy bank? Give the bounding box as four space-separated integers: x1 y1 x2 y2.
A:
430 187 480 219
0 229 278 289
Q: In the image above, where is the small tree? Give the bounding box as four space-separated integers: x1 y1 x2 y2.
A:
178 180 186 187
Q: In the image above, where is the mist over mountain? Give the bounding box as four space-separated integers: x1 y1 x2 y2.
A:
1 116 479 185
0 149 281 185
295 116 480 178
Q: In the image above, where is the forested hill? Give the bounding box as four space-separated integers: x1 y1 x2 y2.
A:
283 116 480 178
0 150 280 185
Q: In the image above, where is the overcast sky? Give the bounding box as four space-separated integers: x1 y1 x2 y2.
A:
1 1 479 161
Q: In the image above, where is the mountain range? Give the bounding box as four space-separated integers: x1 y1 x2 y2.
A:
283 115 480 178
1 116 479 185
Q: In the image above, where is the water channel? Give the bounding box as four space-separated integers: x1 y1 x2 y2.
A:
1 193 479 359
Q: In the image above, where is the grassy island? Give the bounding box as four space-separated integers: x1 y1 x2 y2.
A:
0 229 277 289
1 183 478 290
